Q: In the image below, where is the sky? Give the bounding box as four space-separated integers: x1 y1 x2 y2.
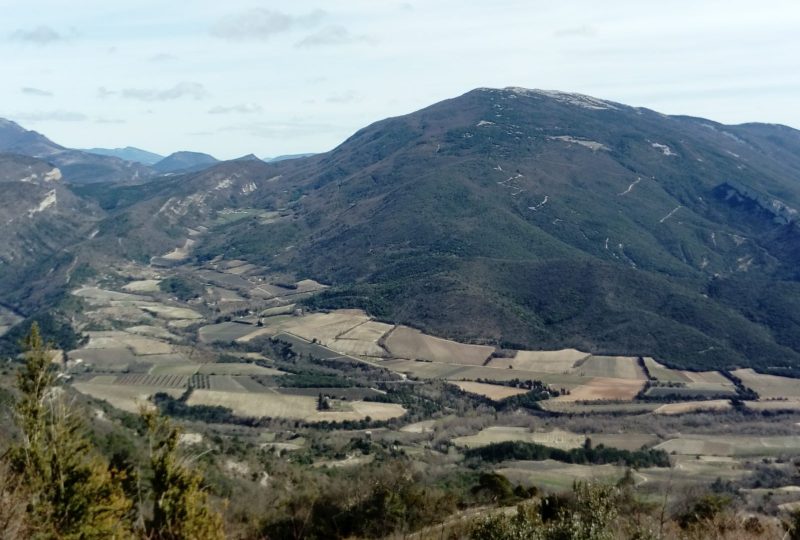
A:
1 0 799 159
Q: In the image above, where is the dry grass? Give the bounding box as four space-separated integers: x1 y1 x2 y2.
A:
140 303 202 320
454 427 585 450
452 426 657 451
82 331 174 355
186 390 405 422
539 401 661 414
340 320 394 341
122 279 161 292
655 435 800 456
573 356 646 380
72 286 146 303
285 310 370 342
746 400 800 412
681 370 732 385
643 357 692 383
160 239 195 261
197 363 286 376
653 399 732 415
199 322 260 343
551 377 644 402
451 381 529 401
125 325 179 341
732 368 800 399
488 349 588 373
384 326 494 365
325 338 387 357
381 359 590 389
399 419 439 434
208 375 248 391
73 382 183 413
323 320 394 357
496 460 626 492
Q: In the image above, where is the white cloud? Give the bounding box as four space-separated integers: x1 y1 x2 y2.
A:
102 82 209 102
554 25 596 38
208 103 263 114
296 25 372 47
21 87 53 97
326 90 358 104
212 9 325 41
12 110 87 122
10 25 67 45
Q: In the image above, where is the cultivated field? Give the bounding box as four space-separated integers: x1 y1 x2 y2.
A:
639 455 745 485
186 389 406 423
197 363 286 376
655 435 800 457
551 377 645 402
487 349 588 373
496 460 627 492
83 331 174 355
284 310 370 343
573 356 646 380
199 322 260 343
381 359 590 389
325 320 394 358
454 427 585 449
642 357 692 383
125 325 180 341
451 381 530 401
653 399 732 415
74 380 184 413
746 400 800 412
452 426 658 451
384 326 494 365
732 368 800 400
538 401 661 414
140 304 202 320
122 279 161 292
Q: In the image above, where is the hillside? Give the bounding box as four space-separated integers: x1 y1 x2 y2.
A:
0 153 103 308
189 88 800 371
4 88 800 373
83 146 164 165
153 151 219 173
0 118 154 184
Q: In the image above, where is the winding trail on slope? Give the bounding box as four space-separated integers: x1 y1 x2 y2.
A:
618 177 641 196
659 205 683 223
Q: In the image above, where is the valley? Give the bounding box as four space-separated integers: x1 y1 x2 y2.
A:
41 247 800 520
3 86 800 537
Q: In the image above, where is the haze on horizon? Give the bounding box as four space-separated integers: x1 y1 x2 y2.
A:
2 0 799 160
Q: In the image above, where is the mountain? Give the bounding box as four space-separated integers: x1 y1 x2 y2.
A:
185 88 800 372
153 151 219 173
233 154 263 162
0 118 64 156
0 118 154 184
5 88 800 374
264 153 316 162
0 152 103 307
83 146 164 165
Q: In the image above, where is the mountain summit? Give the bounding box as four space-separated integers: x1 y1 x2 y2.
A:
0 118 153 184
190 87 800 370
5 88 800 372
